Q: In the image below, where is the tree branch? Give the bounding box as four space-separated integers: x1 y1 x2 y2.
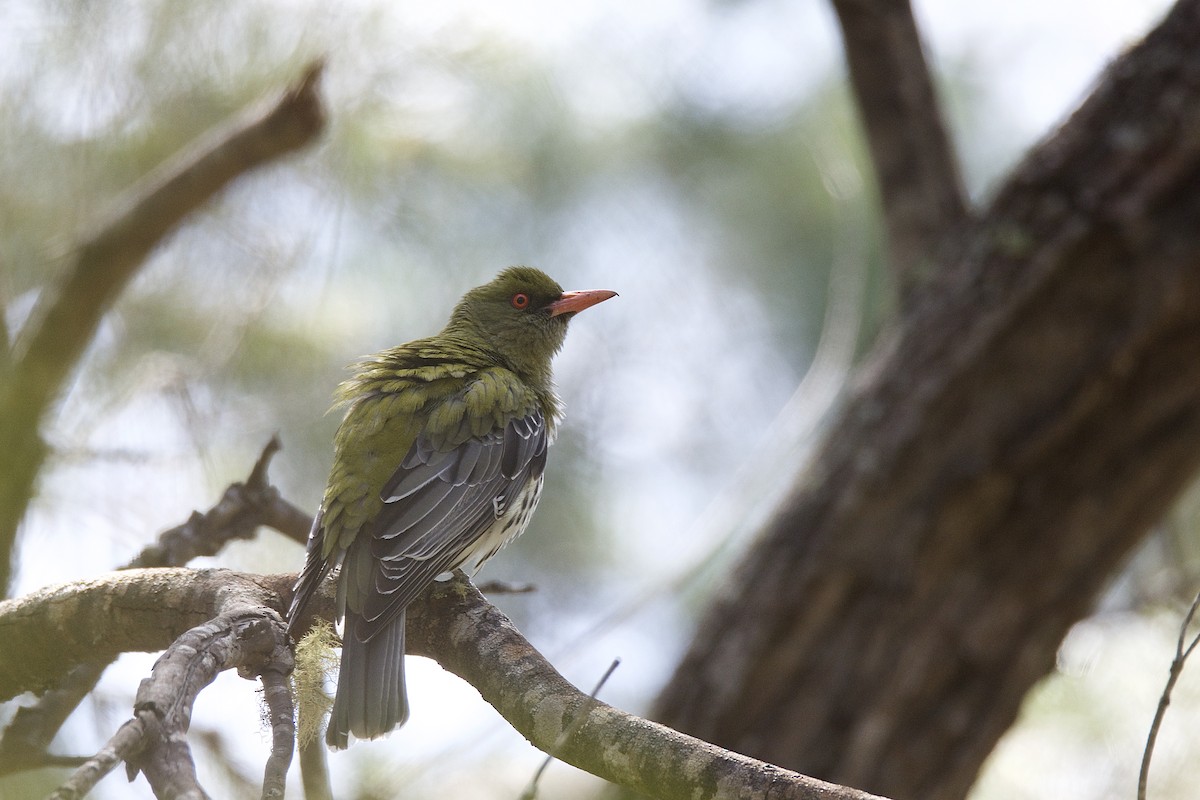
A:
259 667 295 800
830 0 969 295
47 718 146 800
405 575 890 800
3 567 888 800
128 436 311 569
51 604 293 800
0 61 326 593
0 569 290 701
14 573 296 799
0 438 309 773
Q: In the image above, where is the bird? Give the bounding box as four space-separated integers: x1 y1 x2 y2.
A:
287 266 616 748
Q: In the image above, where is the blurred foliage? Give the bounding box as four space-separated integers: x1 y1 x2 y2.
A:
1 0 881 592
2 1 1198 799
2 3 871 797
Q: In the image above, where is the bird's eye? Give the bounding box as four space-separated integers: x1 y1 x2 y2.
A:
511 292 531 310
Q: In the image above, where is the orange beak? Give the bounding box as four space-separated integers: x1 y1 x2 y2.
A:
547 289 618 317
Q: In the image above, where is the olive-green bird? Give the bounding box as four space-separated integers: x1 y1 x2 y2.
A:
287 266 616 748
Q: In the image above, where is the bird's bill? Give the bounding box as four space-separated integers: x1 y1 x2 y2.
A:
547 289 618 317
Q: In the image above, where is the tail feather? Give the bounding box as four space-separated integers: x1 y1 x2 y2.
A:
327 610 409 749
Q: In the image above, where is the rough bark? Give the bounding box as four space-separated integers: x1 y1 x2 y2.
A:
653 2 1200 799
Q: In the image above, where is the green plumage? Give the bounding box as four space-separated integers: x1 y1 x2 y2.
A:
287 266 614 748
322 337 551 554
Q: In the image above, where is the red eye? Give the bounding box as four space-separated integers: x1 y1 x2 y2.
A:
511 292 531 310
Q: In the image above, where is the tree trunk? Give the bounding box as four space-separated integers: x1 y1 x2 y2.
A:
653 2 1200 799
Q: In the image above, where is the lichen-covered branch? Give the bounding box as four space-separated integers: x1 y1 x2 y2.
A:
404 575 890 800
5 567 887 800
0 61 326 593
127 611 293 800
0 569 291 700
40 581 294 800
0 439 310 772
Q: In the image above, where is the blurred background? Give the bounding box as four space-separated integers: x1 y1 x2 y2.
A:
2 0 1196 798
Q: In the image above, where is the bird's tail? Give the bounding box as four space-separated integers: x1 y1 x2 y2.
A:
327 611 409 749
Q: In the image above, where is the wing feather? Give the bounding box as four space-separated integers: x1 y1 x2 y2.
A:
350 410 548 640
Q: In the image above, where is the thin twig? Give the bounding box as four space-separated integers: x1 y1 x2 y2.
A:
476 579 537 595
1138 590 1200 800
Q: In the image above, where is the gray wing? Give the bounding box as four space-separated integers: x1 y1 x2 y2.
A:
286 507 330 636
349 410 548 642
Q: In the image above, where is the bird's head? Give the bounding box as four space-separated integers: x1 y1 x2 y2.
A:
448 266 616 382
